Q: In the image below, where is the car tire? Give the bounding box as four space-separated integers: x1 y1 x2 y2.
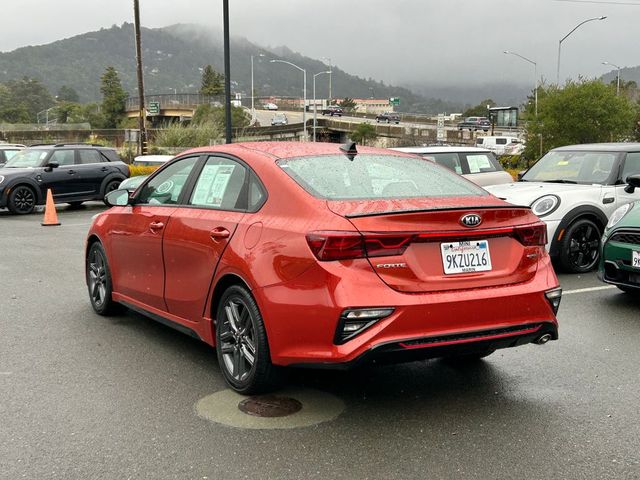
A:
7 185 36 215
617 285 640 294
102 180 121 204
86 242 123 316
558 218 602 273
442 349 495 364
215 285 282 394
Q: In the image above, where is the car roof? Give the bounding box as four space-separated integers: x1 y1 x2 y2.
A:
181 141 415 161
26 143 115 150
393 146 493 154
0 144 25 148
552 143 640 152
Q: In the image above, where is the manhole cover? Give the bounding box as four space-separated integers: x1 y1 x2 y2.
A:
238 395 303 418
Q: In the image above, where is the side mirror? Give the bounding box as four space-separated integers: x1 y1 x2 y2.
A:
104 189 131 207
624 174 640 194
517 170 527 181
44 161 59 172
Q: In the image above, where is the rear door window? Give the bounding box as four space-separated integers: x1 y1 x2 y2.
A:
78 149 106 164
426 153 463 174
49 150 75 166
462 153 501 174
189 157 249 210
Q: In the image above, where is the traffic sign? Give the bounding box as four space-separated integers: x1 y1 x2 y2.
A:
389 97 400 106
148 101 160 116
437 113 446 141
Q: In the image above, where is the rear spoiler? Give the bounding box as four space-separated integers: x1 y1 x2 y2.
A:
345 205 530 219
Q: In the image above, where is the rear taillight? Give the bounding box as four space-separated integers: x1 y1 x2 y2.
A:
513 223 547 246
306 232 412 261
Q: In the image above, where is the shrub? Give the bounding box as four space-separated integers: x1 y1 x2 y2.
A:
129 165 158 177
154 121 222 148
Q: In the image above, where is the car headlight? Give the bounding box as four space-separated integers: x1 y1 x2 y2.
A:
531 195 560 217
607 203 633 229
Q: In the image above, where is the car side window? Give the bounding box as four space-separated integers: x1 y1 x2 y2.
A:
137 157 199 205
78 150 105 164
621 153 640 182
49 150 75 166
189 156 248 210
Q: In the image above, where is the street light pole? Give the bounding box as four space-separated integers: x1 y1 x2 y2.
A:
602 61 621 96
313 71 331 142
223 0 232 144
251 54 265 123
133 0 147 155
322 57 332 104
270 59 307 140
557 16 607 85
504 50 538 117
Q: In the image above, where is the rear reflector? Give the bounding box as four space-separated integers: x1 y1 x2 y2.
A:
306 223 547 261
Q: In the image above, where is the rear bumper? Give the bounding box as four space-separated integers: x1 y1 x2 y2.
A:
290 322 558 369
255 255 560 367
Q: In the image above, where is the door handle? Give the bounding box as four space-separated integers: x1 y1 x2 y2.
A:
149 221 165 232
67 169 76 174
100 167 108 172
210 227 230 240
603 196 615 205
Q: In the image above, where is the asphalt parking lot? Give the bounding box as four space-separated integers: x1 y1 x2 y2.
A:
1 204 639 480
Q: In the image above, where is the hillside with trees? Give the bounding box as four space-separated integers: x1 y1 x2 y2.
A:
0 23 459 114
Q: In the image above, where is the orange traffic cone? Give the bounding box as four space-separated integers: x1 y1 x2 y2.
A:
41 189 60 226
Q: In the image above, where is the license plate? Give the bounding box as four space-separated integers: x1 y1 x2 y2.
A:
633 251 640 269
441 240 492 275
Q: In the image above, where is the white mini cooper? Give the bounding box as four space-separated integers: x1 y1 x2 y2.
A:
486 143 640 273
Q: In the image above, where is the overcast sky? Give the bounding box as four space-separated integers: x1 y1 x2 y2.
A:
1 0 639 87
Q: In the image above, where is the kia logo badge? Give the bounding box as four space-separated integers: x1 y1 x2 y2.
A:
461 214 482 228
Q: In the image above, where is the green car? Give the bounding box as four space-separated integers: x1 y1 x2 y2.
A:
599 175 640 293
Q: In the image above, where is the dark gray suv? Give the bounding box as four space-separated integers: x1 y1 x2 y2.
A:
0 144 129 214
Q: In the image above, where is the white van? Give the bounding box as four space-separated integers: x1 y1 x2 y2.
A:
475 136 524 155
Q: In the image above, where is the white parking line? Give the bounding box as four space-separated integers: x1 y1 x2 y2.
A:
562 286 616 295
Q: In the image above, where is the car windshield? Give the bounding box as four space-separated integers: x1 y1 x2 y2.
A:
4 149 49 168
278 154 487 200
522 150 620 184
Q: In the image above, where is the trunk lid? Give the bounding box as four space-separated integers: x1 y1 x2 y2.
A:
327 198 544 293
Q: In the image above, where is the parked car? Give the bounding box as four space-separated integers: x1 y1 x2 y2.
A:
263 103 278 111
0 143 26 167
132 155 174 167
486 143 640 273
376 112 400 124
321 105 343 116
87 141 561 394
271 113 288 126
0 143 129 214
598 174 640 293
457 117 491 132
392 146 513 187
476 136 525 156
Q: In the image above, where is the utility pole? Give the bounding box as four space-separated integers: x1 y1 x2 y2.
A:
223 0 232 143
133 0 147 155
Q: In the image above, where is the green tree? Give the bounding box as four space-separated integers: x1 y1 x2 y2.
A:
0 83 30 124
350 122 378 146
52 101 83 124
192 104 250 128
100 66 127 128
340 97 357 112
200 65 224 96
57 85 80 103
4 77 55 122
524 79 637 160
463 99 495 118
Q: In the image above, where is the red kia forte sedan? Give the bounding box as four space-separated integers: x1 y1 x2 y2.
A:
86 142 561 393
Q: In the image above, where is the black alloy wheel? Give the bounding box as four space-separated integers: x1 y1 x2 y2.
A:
8 185 36 214
103 180 121 205
86 242 122 315
215 285 281 394
559 218 602 273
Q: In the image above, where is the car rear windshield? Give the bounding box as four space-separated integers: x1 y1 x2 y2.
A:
278 154 487 200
